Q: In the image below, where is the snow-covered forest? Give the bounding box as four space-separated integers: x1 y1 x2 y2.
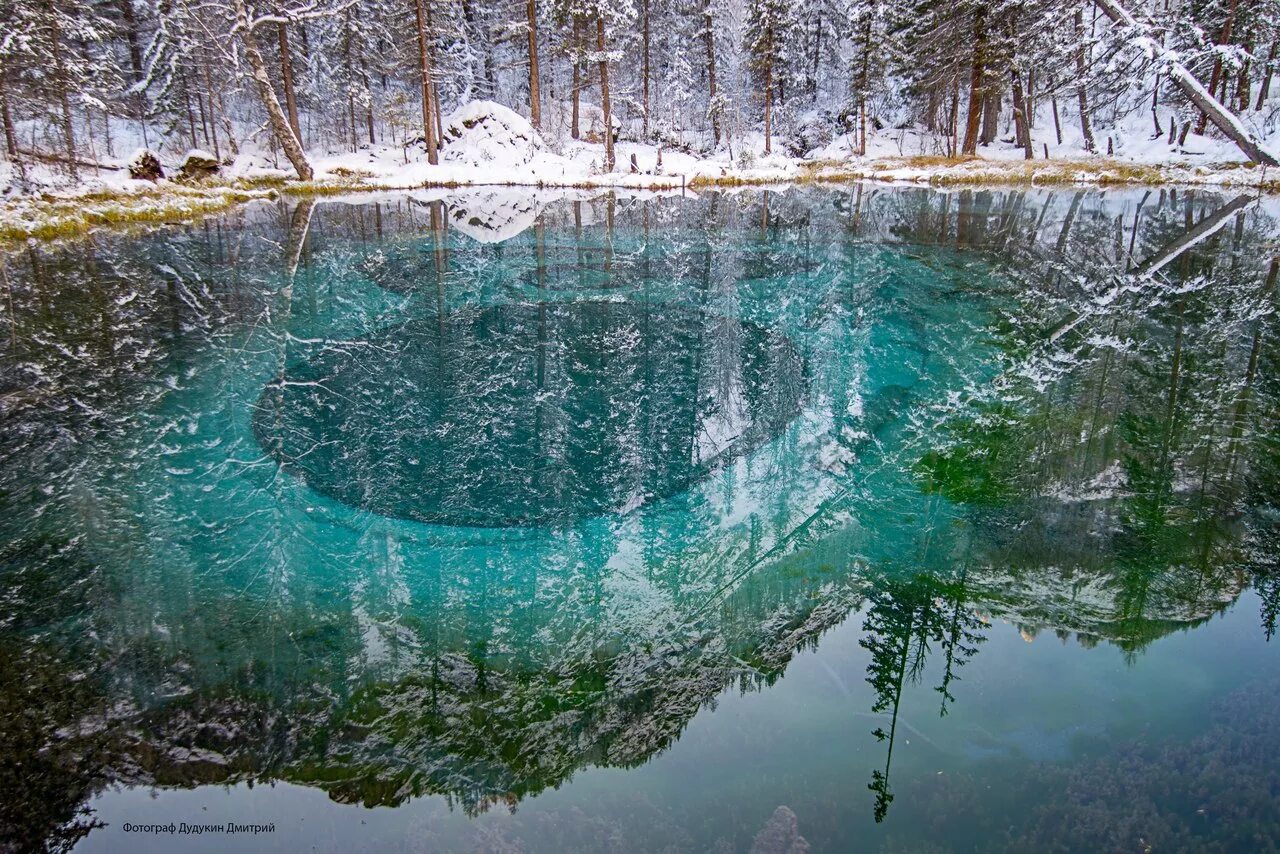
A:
2 0 1280 192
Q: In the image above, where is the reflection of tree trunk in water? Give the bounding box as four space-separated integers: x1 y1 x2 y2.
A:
1224 259 1277 489
995 192 1025 248
1133 194 1253 276
0 256 15 350
430 200 447 275
534 218 547 498
285 198 315 281
955 190 972 248
264 199 313 469
873 608 914 823
1029 194 1052 245
1056 190 1085 254
1084 317 1120 465
1125 190 1151 267
605 194 614 273
574 200 584 289
1158 298 1186 498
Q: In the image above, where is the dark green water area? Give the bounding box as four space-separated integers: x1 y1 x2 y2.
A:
1 186 1277 852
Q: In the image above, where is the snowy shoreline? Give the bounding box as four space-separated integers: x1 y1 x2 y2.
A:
6 100 1279 242
4 154 1278 243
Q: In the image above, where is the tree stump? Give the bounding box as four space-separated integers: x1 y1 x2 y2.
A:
178 150 221 182
128 149 164 181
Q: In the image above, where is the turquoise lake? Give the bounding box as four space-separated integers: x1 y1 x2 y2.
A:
0 185 1277 852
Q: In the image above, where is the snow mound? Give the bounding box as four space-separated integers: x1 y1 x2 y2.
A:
440 101 546 169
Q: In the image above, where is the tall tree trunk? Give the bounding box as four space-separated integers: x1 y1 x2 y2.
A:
1091 0 1277 165
277 22 302 143
0 69 26 185
232 0 313 179
950 78 960 157
1010 67 1033 159
118 0 144 84
47 5 78 180
201 59 222 159
763 35 773 155
980 88 999 145
1074 9 1096 153
116 0 149 127
571 18 581 139
641 0 650 139
961 8 985 155
702 0 720 145
1255 40 1277 110
527 0 541 129
856 18 871 156
596 17 615 171
414 0 439 164
1196 0 1238 134
1236 51 1251 112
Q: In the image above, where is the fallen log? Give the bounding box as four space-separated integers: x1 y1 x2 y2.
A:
16 147 124 172
1089 0 1278 166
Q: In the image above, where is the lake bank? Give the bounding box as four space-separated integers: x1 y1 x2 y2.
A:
4 154 1278 244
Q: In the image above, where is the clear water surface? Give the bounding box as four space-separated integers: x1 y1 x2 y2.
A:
1 186 1277 852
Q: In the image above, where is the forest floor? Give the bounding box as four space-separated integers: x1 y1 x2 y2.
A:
4 101 1279 242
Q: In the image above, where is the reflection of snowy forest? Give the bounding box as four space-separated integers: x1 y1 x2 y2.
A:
1 186 1277 849
3 0 1280 193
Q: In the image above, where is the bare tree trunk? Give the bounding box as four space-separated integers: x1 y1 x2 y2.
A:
527 0 541 129
763 35 773 155
414 0 438 164
47 5 78 180
1010 66 1033 158
1074 10 1096 153
961 8 985 155
276 22 302 143
232 0 313 179
1196 0 1238 134
571 18 581 140
702 0 720 145
641 0 650 139
980 89 999 145
856 17 871 156
0 68 26 185
596 17 615 171
1256 40 1277 110
1092 0 1277 164
202 60 222 159
213 81 238 156
950 78 960 158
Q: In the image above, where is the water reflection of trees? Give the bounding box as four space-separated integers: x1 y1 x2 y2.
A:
861 569 985 822
1 187 1278 846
